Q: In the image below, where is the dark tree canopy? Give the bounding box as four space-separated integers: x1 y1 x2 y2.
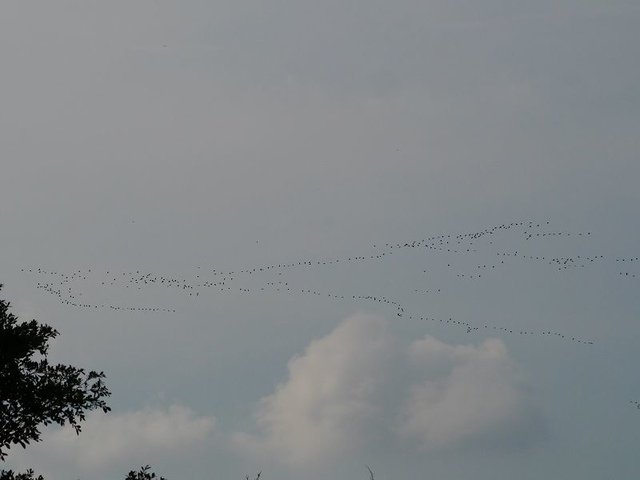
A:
0 284 111 461
124 465 167 480
0 469 44 480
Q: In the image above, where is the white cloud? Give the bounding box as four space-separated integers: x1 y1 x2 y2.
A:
8 404 215 474
397 336 542 450
234 313 543 468
233 312 390 468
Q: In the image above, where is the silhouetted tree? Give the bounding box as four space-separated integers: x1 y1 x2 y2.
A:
0 284 111 478
124 465 167 480
0 469 44 480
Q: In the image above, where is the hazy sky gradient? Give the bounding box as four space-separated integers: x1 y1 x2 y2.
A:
1 1 639 479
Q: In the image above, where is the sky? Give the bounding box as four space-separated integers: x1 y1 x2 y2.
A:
1 1 639 479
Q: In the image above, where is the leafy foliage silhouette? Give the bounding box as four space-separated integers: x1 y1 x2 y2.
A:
0 469 44 480
124 465 167 480
0 284 111 478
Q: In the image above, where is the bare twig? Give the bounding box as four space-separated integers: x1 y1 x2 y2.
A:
366 465 375 480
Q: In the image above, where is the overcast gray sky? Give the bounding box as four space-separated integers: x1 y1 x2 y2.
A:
1 1 639 479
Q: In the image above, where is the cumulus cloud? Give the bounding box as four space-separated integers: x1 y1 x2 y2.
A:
9 404 215 473
233 313 390 467
397 336 543 450
234 313 543 467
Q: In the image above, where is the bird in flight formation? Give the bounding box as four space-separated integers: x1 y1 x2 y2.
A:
21 219 637 348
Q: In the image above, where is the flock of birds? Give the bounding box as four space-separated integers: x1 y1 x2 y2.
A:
19 219 640 409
